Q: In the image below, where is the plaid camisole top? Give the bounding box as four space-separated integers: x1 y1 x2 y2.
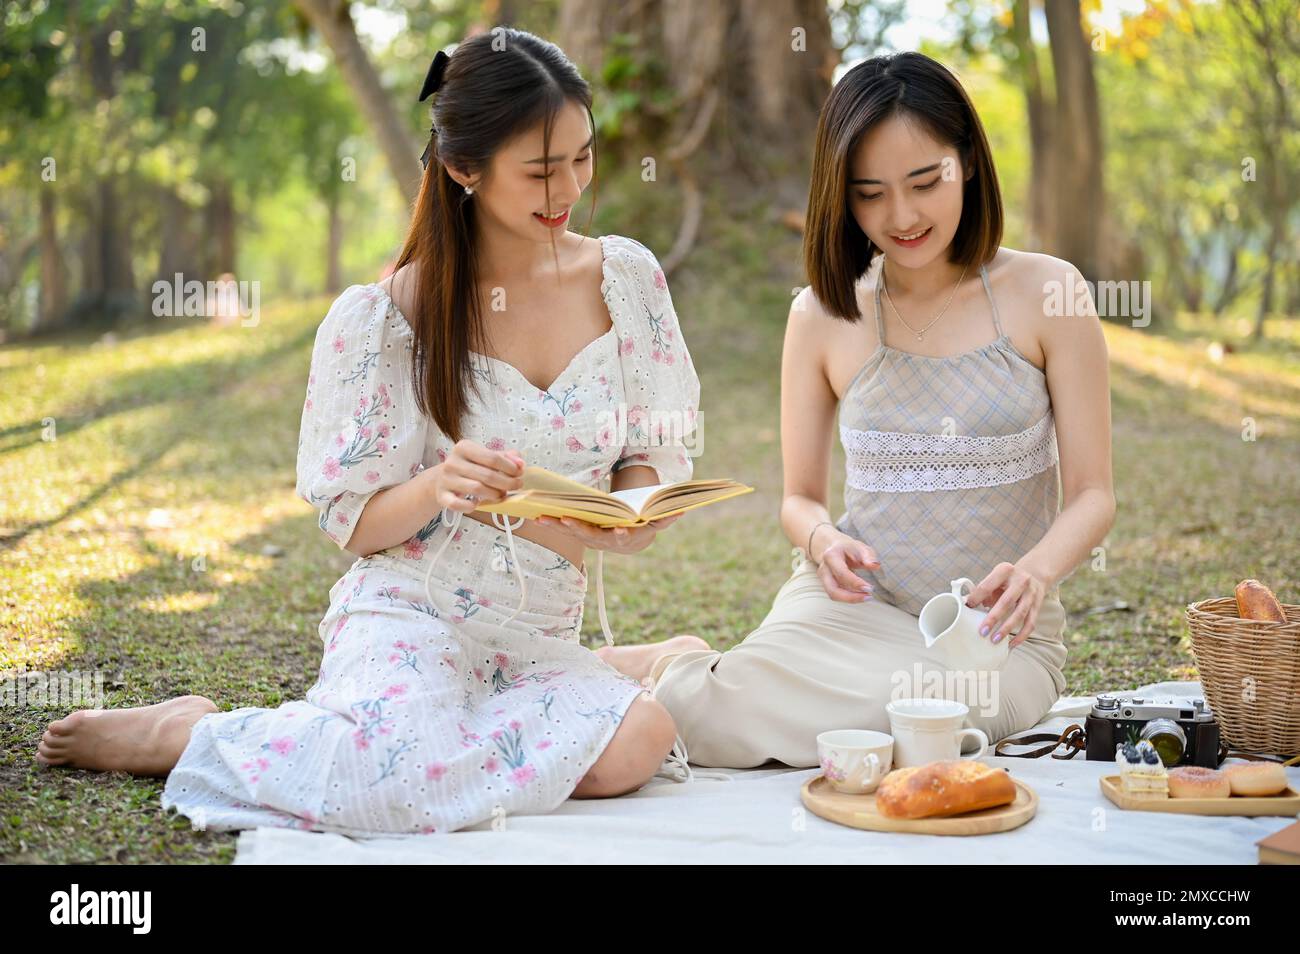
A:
834 256 1061 617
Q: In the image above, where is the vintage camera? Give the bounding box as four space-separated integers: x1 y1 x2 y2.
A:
1085 693 1221 767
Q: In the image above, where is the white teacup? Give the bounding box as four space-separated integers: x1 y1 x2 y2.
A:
885 698 989 767
816 729 894 794
918 577 1011 672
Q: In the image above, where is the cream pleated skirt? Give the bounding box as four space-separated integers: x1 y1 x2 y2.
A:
650 551 1069 769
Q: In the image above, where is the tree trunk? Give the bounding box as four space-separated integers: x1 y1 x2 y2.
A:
1224 2 1296 342
1286 260 1300 317
157 187 203 290
1011 0 1054 251
1163 225 1191 315
556 0 606 71
205 180 237 276
293 0 422 205
38 188 67 332
1253 210 1284 340
74 16 137 322
1044 0 1104 283
1210 241 1241 316
96 178 136 296
558 0 833 267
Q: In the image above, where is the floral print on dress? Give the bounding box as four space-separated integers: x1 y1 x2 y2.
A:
488 721 537 786
294 284 429 552
324 386 391 479
451 587 490 622
389 640 422 673
640 302 678 365
541 383 583 424
489 651 565 695
323 573 366 655
349 686 405 751
403 511 463 562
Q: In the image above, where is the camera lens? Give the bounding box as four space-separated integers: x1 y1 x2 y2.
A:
1140 718 1186 766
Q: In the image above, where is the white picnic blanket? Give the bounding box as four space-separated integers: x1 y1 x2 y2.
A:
234 681 1299 864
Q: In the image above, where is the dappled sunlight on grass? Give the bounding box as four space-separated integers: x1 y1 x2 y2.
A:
1104 321 1300 437
0 297 338 715
133 592 221 614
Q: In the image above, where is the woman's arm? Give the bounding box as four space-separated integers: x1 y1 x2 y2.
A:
346 444 525 558
779 289 880 601
1019 261 1117 582
343 468 442 558
968 259 1118 644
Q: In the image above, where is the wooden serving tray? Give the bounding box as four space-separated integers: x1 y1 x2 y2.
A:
1100 776 1300 816
800 773 1037 835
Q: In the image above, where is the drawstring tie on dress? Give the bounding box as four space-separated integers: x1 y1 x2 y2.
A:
654 734 734 784
422 508 619 647
423 508 527 626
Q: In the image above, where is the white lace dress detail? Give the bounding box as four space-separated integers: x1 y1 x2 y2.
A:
841 408 1058 493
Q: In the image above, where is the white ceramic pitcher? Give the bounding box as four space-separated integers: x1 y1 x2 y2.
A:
918 577 1011 672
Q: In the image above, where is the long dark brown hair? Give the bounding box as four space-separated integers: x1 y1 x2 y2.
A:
804 51 1003 322
393 28 597 440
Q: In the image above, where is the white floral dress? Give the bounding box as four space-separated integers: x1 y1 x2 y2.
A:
160 234 704 836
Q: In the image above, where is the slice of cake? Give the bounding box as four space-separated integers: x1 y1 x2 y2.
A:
1116 740 1168 799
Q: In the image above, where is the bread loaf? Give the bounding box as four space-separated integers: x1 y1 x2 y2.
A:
875 760 1016 819
1234 579 1286 623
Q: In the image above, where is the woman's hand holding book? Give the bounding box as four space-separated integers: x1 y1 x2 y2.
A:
534 512 681 554
430 440 525 513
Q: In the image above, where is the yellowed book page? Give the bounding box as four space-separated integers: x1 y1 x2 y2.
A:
514 465 610 497
474 497 636 527
642 484 754 519
473 465 754 526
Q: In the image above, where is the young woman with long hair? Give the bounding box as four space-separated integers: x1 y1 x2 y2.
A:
35 28 714 834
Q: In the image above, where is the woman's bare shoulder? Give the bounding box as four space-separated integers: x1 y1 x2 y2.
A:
378 263 419 326
787 278 876 398
988 246 1084 299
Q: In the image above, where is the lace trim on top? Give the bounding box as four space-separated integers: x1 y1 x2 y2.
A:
841 408 1058 493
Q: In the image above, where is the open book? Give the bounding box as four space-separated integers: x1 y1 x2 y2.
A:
473 465 754 528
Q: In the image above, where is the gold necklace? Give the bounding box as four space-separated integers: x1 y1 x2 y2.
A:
881 261 970 341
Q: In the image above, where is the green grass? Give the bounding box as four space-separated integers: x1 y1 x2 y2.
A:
2 229 1297 862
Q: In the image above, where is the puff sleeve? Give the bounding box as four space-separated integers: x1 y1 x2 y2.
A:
295 284 429 551
609 238 702 486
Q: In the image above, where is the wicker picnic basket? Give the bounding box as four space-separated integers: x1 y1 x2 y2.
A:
1185 596 1300 755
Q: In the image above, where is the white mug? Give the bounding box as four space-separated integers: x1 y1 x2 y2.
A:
816 729 894 794
918 577 1010 672
885 698 988 767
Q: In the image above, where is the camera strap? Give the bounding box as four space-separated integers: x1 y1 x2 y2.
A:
994 723 1087 759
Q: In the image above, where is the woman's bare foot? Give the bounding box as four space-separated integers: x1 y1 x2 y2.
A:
596 634 710 684
35 694 219 778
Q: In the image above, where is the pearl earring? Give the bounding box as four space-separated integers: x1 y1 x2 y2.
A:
464 185 474 195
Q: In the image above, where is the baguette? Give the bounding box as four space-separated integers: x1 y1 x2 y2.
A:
875 760 1016 819
1235 579 1286 623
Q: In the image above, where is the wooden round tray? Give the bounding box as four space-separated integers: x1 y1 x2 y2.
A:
800 773 1038 835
